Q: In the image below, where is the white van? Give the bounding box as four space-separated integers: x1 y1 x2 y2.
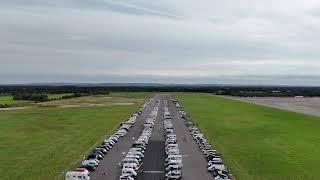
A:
125 154 141 162
130 147 145 154
166 134 176 139
65 168 90 180
123 163 139 171
122 158 139 165
165 164 183 172
122 168 137 177
127 151 144 158
166 160 182 166
166 155 182 162
119 174 134 180
166 149 180 155
166 144 178 150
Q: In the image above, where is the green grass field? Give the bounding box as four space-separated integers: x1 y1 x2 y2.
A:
176 93 320 180
0 96 30 105
48 94 74 100
0 94 143 180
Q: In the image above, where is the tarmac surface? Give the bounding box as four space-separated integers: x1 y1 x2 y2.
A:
91 95 212 180
90 96 159 180
166 96 213 180
224 96 320 117
136 98 165 180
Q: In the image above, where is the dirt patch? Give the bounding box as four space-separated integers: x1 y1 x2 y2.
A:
59 103 135 108
36 95 144 109
60 105 81 108
113 103 134 105
88 104 107 107
0 107 32 111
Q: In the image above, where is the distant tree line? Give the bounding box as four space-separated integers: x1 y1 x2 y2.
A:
0 86 110 95
51 93 91 101
1 85 320 97
10 92 109 103
0 86 111 107
13 93 49 102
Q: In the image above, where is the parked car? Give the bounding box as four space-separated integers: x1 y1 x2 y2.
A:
86 153 102 161
81 159 99 167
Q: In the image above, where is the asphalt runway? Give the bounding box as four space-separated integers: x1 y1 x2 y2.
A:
136 96 165 180
90 96 159 180
224 95 320 117
166 96 213 180
90 95 212 180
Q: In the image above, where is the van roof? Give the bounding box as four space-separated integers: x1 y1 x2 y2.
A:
66 171 89 175
122 158 139 161
73 168 88 172
168 154 182 157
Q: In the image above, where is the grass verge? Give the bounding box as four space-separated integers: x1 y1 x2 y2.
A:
0 98 141 179
175 93 320 180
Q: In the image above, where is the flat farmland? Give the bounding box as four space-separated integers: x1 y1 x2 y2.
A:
48 94 74 100
96 92 155 99
0 95 30 105
39 95 143 108
225 96 320 117
176 93 320 180
0 94 146 180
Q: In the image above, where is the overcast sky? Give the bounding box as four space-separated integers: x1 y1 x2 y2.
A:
1 0 320 85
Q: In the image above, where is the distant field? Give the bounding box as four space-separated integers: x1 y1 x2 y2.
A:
0 95 30 105
0 94 74 106
40 94 145 108
0 93 146 180
176 93 320 180
48 93 73 100
97 92 155 99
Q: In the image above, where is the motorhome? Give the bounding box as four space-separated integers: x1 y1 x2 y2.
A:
65 168 90 180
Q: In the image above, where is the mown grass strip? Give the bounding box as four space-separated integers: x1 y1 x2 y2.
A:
0 104 140 180
176 93 320 180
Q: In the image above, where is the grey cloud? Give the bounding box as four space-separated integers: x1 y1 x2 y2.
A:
0 0 320 85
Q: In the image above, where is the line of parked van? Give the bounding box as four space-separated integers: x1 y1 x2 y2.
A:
65 100 153 180
119 102 160 180
172 100 234 180
163 100 182 180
